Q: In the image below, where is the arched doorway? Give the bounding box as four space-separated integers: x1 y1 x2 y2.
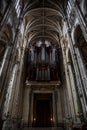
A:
33 93 53 127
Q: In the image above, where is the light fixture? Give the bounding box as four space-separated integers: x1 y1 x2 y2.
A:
50 118 53 121
33 117 36 121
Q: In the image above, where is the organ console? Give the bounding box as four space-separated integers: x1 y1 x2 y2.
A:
26 40 60 81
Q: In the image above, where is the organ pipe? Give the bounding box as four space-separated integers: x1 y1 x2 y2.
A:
41 46 45 62
27 41 59 81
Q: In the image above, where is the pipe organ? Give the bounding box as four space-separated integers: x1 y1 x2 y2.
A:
26 41 59 81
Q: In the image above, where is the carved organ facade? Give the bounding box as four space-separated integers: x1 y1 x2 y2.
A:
26 40 59 81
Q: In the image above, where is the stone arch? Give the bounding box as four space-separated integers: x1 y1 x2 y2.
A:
74 25 87 70
1 24 13 44
0 24 13 67
1 24 13 45
0 0 8 17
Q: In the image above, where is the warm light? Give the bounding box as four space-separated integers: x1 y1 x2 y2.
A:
50 118 53 121
33 118 36 121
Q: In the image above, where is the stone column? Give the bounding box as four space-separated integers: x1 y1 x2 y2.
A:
54 87 59 126
2 64 18 130
56 87 63 124
67 62 80 123
66 26 87 118
29 89 33 127
53 91 57 127
22 85 31 127
60 37 76 130
74 47 87 98
0 46 9 76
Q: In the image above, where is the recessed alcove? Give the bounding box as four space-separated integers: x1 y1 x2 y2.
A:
32 93 53 127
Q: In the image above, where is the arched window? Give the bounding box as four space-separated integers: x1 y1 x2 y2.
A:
74 25 87 70
82 0 87 18
0 44 6 67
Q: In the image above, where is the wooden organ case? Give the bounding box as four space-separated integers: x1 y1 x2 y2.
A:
26 41 60 81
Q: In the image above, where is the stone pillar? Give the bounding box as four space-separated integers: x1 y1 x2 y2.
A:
2 118 18 130
53 91 57 127
11 46 25 117
67 62 80 123
54 87 59 126
66 27 87 118
60 37 76 130
22 85 31 127
2 64 18 130
0 46 9 76
29 90 33 127
56 88 63 124
74 47 87 97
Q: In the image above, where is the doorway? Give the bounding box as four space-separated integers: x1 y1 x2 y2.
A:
33 93 53 127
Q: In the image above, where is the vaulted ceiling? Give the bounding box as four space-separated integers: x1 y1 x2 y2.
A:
22 0 67 45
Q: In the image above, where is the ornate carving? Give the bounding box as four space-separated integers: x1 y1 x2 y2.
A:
69 8 76 29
